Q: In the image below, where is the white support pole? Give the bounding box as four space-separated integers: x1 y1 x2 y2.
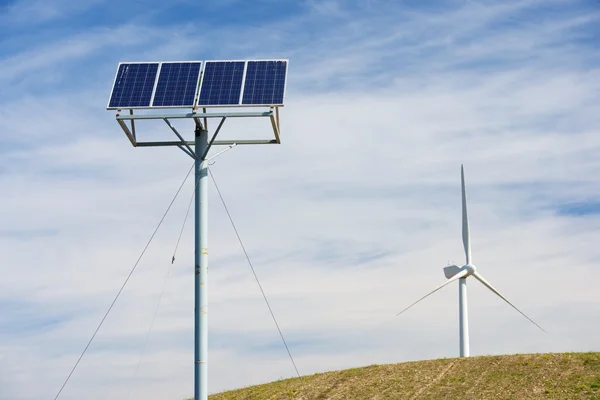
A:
459 277 469 357
195 128 209 400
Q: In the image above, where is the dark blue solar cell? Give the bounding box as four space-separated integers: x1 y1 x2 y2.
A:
152 62 202 107
241 60 287 105
108 63 159 108
197 61 245 105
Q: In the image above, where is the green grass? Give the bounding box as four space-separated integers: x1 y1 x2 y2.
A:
202 352 600 400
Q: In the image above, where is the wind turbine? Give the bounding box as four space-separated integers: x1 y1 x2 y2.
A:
397 165 545 357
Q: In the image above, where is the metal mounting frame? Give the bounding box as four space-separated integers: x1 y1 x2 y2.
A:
114 107 281 151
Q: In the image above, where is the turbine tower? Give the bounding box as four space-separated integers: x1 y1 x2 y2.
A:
397 165 545 357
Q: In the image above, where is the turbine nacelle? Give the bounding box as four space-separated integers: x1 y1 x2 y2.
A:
443 264 476 279
443 265 461 279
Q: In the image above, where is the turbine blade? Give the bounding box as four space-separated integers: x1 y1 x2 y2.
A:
472 271 546 333
396 269 468 316
461 164 472 265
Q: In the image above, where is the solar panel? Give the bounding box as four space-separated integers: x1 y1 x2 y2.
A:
197 61 246 106
107 63 159 109
152 62 202 107
107 59 288 109
241 60 287 106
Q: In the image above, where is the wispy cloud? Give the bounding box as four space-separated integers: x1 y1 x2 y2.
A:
0 0 106 26
1 0 599 399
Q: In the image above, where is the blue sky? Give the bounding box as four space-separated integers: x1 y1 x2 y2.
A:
1 0 600 399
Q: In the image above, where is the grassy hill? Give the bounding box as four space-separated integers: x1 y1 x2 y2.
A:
207 352 599 400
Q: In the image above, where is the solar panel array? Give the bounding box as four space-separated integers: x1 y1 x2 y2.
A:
107 60 287 109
